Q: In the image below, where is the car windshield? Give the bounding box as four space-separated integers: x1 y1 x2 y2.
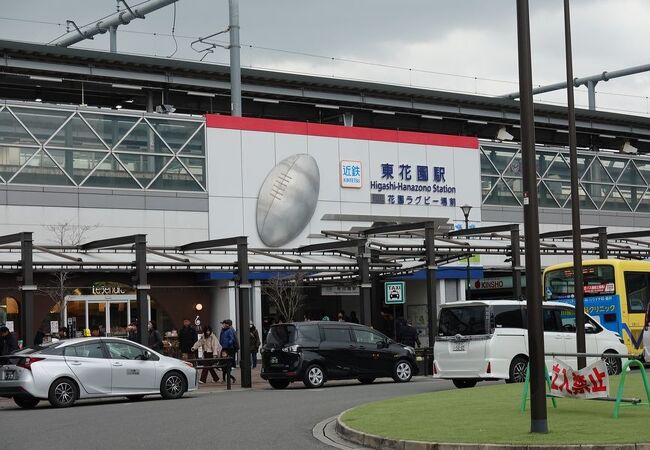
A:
266 325 297 348
438 306 488 336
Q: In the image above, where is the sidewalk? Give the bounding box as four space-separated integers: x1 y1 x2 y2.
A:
194 366 269 392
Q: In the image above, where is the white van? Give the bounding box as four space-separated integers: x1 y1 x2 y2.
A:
433 300 628 388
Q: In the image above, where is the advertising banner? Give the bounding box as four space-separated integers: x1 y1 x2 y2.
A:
550 358 609 399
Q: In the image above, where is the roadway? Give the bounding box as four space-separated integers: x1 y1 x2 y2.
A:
1 377 454 450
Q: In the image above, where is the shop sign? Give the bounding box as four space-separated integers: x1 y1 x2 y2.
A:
50 321 59 334
340 160 362 188
385 281 405 305
321 286 360 296
5 320 13 332
92 285 127 295
370 163 457 207
472 276 527 290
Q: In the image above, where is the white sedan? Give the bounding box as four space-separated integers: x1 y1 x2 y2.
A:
0 337 197 408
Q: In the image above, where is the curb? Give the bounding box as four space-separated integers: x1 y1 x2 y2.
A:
335 411 650 450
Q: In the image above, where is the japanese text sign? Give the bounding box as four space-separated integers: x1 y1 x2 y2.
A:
550 358 609 399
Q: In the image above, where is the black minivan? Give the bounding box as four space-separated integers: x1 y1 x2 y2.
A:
261 321 418 389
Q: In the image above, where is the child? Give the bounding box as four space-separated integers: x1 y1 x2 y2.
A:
221 349 236 384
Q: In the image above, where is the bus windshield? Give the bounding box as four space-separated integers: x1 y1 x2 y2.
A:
544 265 615 301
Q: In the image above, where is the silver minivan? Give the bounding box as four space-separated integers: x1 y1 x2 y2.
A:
433 300 628 388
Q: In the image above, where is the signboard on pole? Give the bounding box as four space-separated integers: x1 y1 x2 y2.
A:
385 281 405 305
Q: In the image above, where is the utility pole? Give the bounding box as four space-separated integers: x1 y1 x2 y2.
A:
564 0 586 369
516 0 548 434
229 0 242 116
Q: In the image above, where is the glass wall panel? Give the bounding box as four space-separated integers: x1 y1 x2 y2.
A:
482 146 517 172
577 185 598 210
619 185 646 211
10 107 71 144
65 301 86 338
148 159 202 191
47 149 109 184
502 151 522 177
179 157 206 188
637 190 650 213
115 153 172 187
536 151 557 177
11 150 74 186
0 109 38 146
545 180 571 207
481 176 498 200
178 128 206 156
582 182 613 208
148 118 202 152
602 187 631 212
81 155 140 189
0 145 39 181
538 181 560 208
600 157 627 182
544 154 571 180
617 161 645 186
483 179 520 206
115 121 173 154
47 116 107 150
81 113 139 149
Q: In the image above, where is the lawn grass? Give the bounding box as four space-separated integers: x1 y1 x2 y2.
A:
341 370 650 445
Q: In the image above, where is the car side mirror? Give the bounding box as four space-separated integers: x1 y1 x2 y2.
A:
143 350 152 360
377 339 389 349
584 323 596 334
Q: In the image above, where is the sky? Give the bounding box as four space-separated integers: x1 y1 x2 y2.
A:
1 0 649 116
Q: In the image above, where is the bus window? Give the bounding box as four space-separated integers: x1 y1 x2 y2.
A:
623 272 650 314
544 265 615 301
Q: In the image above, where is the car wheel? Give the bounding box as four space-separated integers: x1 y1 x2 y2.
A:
507 356 528 384
358 377 376 384
303 364 325 388
48 378 78 408
602 351 622 375
126 395 146 401
14 396 40 409
269 379 290 389
160 371 187 399
393 360 413 383
452 379 478 389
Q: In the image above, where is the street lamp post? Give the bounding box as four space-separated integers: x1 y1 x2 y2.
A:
460 205 472 300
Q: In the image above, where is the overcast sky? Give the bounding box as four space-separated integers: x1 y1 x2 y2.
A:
1 0 649 115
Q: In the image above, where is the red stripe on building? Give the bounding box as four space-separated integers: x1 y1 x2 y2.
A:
206 114 478 149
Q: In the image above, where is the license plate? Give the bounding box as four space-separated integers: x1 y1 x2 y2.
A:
270 357 278 364
452 341 466 352
4 370 16 381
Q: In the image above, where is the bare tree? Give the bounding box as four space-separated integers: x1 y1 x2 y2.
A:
41 222 96 324
262 272 306 323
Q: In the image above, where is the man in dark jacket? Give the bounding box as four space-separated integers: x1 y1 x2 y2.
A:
219 319 237 383
179 318 197 360
399 320 420 348
0 326 18 355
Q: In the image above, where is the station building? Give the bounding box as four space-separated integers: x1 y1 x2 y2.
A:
0 39 649 347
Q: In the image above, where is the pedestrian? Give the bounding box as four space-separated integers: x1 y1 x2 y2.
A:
249 322 261 369
126 322 138 342
179 318 198 360
192 325 221 384
337 310 347 322
399 320 421 348
58 326 68 340
0 326 18 355
219 319 237 384
148 320 163 352
349 311 359 324
34 326 45 346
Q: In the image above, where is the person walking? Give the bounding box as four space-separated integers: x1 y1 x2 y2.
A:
0 326 18 355
219 319 237 384
349 311 360 324
147 320 163 352
192 325 221 384
126 323 138 342
249 322 261 369
179 318 198 360
399 320 421 348
58 326 68 340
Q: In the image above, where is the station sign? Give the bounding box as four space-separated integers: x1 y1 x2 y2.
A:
385 281 405 305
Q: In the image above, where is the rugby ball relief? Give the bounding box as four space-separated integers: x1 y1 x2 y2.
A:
256 153 320 247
